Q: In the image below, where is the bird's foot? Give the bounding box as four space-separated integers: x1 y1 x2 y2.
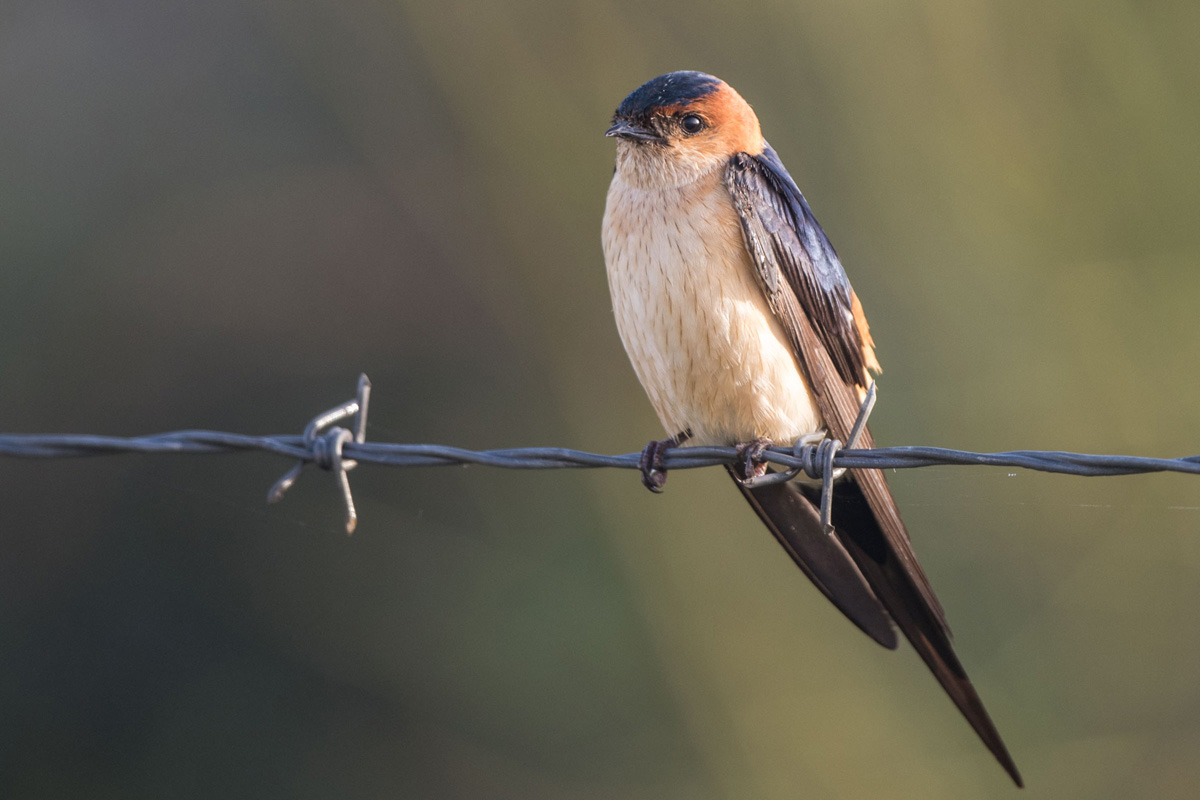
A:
638 431 689 493
733 437 774 483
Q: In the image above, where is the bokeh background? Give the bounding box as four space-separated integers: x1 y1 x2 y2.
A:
3 1 1200 797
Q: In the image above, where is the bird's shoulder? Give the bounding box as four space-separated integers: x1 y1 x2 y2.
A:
723 143 879 385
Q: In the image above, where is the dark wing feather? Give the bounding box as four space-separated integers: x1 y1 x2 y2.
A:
727 465 897 649
798 478 1022 787
725 145 946 629
728 145 867 387
724 146 1022 787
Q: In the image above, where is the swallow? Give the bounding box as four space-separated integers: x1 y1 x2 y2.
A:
601 71 1022 786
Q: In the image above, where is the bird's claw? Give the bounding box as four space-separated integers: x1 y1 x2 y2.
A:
734 437 774 483
638 438 672 493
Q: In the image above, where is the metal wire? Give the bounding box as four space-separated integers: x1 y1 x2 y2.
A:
1 374 1197 533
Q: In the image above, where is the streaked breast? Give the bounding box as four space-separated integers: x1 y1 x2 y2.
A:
601 168 821 446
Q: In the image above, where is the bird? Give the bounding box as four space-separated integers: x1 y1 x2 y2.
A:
601 71 1022 787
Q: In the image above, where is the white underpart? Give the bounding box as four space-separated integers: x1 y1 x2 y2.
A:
602 155 821 447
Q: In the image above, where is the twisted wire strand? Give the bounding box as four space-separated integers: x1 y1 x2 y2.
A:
1 375 1197 532
3 434 1198 477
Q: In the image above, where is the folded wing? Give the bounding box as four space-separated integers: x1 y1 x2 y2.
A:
723 145 1022 786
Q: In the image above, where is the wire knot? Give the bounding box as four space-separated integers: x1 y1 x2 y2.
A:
267 374 371 534
312 427 354 472
735 382 877 536
797 436 842 482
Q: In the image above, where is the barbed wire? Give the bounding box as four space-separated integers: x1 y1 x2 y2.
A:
0 374 1197 533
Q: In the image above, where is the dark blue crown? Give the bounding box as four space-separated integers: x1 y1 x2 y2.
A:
615 71 720 118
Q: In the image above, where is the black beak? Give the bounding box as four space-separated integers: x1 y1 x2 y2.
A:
605 119 664 144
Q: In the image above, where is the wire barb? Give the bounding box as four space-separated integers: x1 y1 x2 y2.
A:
267 374 371 534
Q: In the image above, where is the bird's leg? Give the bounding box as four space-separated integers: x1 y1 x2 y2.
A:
733 436 774 483
638 430 691 493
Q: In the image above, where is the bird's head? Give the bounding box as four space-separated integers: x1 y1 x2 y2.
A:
606 71 763 189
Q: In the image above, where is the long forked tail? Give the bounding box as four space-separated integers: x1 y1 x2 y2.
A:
729 463 1022 787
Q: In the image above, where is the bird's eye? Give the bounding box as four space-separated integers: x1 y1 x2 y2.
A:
680 114 705 134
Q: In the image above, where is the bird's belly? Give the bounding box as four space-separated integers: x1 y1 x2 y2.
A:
602 175 821 446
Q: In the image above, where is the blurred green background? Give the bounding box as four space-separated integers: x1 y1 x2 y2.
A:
2 1 1200 797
